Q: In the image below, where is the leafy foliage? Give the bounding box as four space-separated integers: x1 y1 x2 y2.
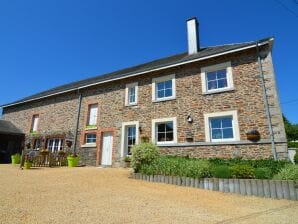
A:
283 115 298 142
211 165 232 178
288 142 298 149
230 164 254 179
253 167 273 179
273 165 298 181
131 143 160 172
294 150 298 164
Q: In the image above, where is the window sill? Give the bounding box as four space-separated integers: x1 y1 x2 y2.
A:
81 143 97 148
202 87 235 95
85 126 97 130
153 97 176 103
125 103 138 108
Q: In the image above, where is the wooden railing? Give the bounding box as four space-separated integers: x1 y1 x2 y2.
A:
22 150 68 167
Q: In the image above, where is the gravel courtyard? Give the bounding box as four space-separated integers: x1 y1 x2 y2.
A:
0 164 297 224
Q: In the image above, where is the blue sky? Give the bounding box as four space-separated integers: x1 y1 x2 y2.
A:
0 0 297 123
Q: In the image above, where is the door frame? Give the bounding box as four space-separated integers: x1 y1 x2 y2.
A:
96 128 115 166
121 121 139 157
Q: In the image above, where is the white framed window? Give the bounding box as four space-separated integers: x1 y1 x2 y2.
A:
201 62 234 94
125 82 138 106
152 74 176 102
31 114 39 132
47 139 64 152
152 117 177 144
121 121 139 157
204 110 240 142
86 133 96 144
87 104 98 126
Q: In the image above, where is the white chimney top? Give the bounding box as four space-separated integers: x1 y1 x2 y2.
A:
186 17 199 54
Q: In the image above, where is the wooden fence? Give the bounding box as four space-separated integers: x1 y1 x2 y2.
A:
22 150 68 167
132 173 298 201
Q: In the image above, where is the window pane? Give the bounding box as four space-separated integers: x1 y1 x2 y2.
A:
223 128 234 139
217 79 227 88
158 133 166 142
222 117 232 128
157 123 166 132
157 82 165 91
212 129 222 139
32 115 39 131
166 132 173 141
164 80 172 89
217 69 226 79
166 122 173 131
157 90 164 98
208 80 217 90
86 134 96 143
207 72 217 81
211 118 221 128
165 88 172 97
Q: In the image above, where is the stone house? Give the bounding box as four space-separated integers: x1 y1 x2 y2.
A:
1 18 287 166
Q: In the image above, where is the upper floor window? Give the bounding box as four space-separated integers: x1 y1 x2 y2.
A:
125 82 138 106
87 104 98 127
152 74 176 102
31 114 39 133
204 110 240 142
201 62 234 94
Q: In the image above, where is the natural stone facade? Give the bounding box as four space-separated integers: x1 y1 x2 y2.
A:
2 44 287 166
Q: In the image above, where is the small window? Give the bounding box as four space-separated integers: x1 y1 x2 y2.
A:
125 82 138 106
201 62 233 94
204 110 240 142
206 69 227 91
85 133 96 144
157 122 174 143
31 114 39 132
152 74 176 102
152 117 177 144
47 139 64 152
126 126 136 155
87 104 98 126
210 116 234 141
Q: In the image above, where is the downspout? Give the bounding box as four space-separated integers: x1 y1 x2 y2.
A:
256 42 277 160
72 90 82 154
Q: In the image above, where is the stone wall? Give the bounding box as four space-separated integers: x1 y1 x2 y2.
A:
2 45 287 165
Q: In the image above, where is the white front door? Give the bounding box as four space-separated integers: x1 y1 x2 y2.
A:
101 132 113 166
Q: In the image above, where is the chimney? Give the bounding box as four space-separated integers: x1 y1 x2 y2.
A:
186 17 199 54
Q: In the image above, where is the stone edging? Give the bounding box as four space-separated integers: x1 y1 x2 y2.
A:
131 173 298 201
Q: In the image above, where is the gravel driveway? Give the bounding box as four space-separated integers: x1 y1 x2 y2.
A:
0 164 297 224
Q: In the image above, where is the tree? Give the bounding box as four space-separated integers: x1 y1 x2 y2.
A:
283 114 298 141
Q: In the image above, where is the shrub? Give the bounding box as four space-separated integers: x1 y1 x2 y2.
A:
131 143 159 172
211 165 232 178
273 165 298 181
288 142 298 149
294 150 298 164
253 167 272 179
138 156 211 178
230 164 254 179
208 158 289 175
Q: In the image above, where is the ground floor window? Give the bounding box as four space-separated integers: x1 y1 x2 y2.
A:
152 117 177 144
204 110 240 142
121 121 139 157
47 139 64 152
33 138 41 150
126 126 136 155
85 133 96 144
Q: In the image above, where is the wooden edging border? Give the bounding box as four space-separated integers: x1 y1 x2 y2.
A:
131 173 298 201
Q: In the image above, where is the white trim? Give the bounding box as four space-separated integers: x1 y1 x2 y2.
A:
2 40 272 108
204 110 240 142
152 117 177 145
125 82 138 106
201 61 234 94
152 74 176 102
81 143 97 148
121 121 139 157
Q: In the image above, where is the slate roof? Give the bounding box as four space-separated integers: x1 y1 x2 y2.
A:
0 120 24 135
1 37 272 108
